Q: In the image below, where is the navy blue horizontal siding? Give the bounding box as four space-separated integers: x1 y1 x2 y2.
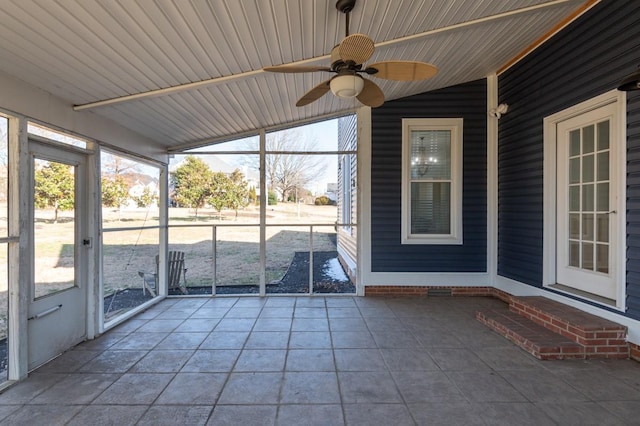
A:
498 0 640 319
371 79 487 272
627 89 640 319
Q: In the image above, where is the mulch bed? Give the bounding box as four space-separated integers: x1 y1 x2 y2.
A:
103 250 354 313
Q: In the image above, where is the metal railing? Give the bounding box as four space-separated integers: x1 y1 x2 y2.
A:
168 222 355 296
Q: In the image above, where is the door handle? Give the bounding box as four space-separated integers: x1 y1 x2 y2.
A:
28 304 62 320
608 210 617 214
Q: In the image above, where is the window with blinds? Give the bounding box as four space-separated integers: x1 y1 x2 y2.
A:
401 118 463 244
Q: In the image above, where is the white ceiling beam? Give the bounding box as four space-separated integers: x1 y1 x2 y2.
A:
73 0 582 112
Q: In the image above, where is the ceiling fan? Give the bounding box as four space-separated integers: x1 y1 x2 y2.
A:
263 0 438 108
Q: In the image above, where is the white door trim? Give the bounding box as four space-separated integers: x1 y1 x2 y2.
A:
543 89 626 310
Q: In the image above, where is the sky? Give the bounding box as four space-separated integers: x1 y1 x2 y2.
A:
178 117 345 195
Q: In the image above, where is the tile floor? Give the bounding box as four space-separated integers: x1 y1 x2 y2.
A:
1 296 640 425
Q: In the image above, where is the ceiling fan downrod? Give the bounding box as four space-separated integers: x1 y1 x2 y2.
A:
336 0 357 37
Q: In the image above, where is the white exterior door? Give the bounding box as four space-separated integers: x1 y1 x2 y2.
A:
556 103 619 300
28 141 88 370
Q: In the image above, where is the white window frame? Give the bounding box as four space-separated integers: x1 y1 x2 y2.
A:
401 118 463 245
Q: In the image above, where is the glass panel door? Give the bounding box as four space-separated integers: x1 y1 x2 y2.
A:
556 104 617 300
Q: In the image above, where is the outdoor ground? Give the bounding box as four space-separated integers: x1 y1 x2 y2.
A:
0 201 353 340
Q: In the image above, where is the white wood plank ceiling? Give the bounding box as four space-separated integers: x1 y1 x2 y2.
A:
0 0 588 150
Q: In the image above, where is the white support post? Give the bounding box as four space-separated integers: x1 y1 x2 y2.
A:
487 74 499 286
356 106 371 296
211 225 217 295
159 165 169 296
8 116 28 380
86 146 98 339
309 226 314 294
259 129 266 297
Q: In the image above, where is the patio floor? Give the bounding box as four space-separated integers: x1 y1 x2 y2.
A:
1 296 639 425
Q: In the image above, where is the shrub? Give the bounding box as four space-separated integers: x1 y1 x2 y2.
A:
314 195 331 205
268 190 278 205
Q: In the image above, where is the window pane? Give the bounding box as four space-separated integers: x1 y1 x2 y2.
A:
569 213 580 239
582 242 594 270
597 152 609 181
582 184 594 211
267 121 339 152
596 214 609 243
410 182 450 234
596 183 609 212
101 152 160 229
33 159 76 298
582 154 594 183
569 186 580 212
569 158 580 184
581 213 594 241
410 130 451 180
596 244 609 273
569 241 580 267
103 228 159 321
597 120 609 151
28 122 87 149
185 136 259 152
569 130 580 156
582 125 594 154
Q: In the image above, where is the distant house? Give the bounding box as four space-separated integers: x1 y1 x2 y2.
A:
325 182 338 202
126 180 159 209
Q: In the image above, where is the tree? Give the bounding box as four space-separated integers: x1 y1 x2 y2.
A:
244 129 326 202
101 175 130 210
207 171 232 219
172 155 213 218
102 153 138 176
131 185 157 208
34 161 74 223
248 186 257 205
226 169 250 218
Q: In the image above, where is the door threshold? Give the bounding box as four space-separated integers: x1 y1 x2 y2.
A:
546 283 617 308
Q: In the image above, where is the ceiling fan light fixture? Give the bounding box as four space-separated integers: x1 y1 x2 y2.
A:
330 74 364 98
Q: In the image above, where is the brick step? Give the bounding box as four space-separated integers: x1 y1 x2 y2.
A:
476 308 585 360
510 296 628 358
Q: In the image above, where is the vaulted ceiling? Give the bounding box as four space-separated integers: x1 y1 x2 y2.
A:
0 0 589 150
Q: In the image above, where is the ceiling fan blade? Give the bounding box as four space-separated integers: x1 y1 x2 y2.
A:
339 33 375 65
263 65 332 73
367 61 438 81
357 78 384 108
296 79 331 107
